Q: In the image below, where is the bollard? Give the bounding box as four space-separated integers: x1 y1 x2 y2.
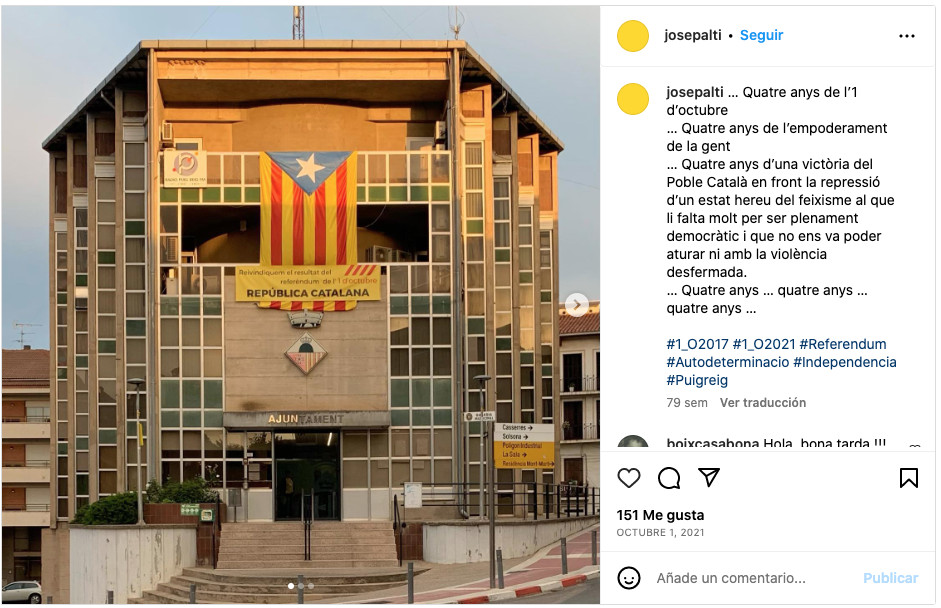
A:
407 561 414 604
297 574 304 604
106 590 114 604
591 530 598 566
561 537 568 574
496 549 505 589
189 583 196 604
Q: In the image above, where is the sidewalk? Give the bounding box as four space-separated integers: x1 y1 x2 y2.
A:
321 525 600 604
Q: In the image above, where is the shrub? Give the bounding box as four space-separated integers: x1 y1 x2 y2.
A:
71 492 138 525
145 476 219 504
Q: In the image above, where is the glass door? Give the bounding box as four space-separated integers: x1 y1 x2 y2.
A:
274 432 340 521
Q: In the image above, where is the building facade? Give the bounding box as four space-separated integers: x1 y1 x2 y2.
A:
43 40 562 526
558 302 600 488
2 348 52 585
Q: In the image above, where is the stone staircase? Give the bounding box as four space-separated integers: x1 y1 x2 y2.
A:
216 521 400 569
130 521 409 603
129 566 416 604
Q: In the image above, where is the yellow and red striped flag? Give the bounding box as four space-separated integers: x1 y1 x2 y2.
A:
258 151 358 311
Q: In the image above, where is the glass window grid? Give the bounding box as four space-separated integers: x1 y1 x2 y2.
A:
124 140 149 484
357 151 451 204
74 299 90 499
342 429 416 489
158 262 226 485
518 204 536 367
156 151 451 206
97 175 118 498
74 201 89 304
539 229 555 424
462 142 487 460
159 428 227 488
493 177 514 424
388 261 453 484
158 153 261 205
55 230 70 518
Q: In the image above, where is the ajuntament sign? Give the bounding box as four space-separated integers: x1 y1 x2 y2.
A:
223 411 392 430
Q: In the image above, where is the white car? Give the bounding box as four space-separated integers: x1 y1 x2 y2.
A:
1 581 42 603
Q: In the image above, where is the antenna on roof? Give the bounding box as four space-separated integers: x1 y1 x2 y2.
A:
292 6 305 41
12 321 41 349
449 6 464 40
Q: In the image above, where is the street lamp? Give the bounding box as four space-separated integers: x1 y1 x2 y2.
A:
473 375 491 521
473 374 496 589
128 378 146 525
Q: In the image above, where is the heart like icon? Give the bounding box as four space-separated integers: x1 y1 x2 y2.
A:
618 467 641 489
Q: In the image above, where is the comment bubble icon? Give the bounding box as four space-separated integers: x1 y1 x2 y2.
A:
658 467 681 489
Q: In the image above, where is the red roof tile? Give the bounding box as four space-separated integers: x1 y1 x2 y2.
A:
559 312 600 336
2 349 51 388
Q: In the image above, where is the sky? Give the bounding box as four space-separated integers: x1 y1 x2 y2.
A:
0 5 600 349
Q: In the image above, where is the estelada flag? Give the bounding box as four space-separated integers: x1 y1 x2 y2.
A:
258 151 358 311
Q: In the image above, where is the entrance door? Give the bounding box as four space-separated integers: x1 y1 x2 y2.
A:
274 432 340 521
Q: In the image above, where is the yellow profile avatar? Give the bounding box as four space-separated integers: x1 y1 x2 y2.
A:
617 83 649 115
617 20 649 52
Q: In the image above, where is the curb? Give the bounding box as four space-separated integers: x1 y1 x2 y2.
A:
450 570 598 604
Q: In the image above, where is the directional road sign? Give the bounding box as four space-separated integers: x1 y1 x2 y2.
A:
494 423 555 469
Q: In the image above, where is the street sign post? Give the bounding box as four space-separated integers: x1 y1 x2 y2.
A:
494 423 555 469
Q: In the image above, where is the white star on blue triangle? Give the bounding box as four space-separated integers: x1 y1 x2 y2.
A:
267 151 353 195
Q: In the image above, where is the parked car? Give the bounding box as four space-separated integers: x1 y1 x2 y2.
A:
2 581 42 603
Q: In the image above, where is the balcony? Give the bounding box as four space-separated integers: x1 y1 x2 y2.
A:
2 416 50 423
0 506 50 527
560 375 600 395
562 422 599 442
2 462 51 484
1 419 50 440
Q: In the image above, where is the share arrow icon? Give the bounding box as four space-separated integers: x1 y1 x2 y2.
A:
698 468 720 488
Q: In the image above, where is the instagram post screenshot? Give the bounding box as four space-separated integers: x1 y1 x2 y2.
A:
0 2 936 606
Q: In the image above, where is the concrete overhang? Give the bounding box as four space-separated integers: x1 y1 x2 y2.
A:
44 39 563 153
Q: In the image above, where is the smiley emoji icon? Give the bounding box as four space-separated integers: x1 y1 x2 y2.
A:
617 566 641 590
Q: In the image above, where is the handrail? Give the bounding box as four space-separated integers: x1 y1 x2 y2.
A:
2 460 51 468
155 150 452 199
561 422 600 441
302 489 313 561
560 375 600 393
2 503 51 512
389 482 599 521
1 416 51 423
392 494 403 567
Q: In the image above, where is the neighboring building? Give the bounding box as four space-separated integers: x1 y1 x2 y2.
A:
558 302 600 488
42 39 562 532
1 348 52 586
